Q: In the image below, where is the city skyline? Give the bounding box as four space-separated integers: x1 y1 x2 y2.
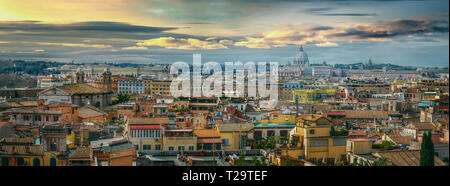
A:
0 0 449 67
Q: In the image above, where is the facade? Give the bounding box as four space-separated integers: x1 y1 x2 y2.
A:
38 84 112 108
149 79 172 96
118 80 145 95
125 118 168 152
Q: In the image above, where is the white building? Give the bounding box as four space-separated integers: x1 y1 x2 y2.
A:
118 80 145 95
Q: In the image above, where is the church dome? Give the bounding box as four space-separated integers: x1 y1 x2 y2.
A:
294 45 309 66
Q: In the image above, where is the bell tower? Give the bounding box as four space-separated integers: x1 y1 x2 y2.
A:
102 67 112 92
75 67 85 84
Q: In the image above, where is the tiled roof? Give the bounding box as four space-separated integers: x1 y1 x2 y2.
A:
217 123 254 132
344 110 400 119
387 134 412 145
58 84 110 94
409 122 436 131
127 117 169 125
374 150 446 166
79 105 106 119
69 146 92 159
194 129 220 138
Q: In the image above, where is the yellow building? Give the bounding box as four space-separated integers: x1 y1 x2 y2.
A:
217 123 253 150
149 79 172 97
281 115 347 162
293 89 336 104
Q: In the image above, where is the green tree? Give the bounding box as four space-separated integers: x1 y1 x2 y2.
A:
116 94 130 104
235 153 247 166
420 131 435 166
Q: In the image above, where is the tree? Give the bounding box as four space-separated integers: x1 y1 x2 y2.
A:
235 153 247 166
116 94 130 104
420 131 435 166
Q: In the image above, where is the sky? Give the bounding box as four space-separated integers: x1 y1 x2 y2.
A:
0 0 448 67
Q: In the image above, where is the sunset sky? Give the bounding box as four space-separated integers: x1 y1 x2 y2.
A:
0 0 448 67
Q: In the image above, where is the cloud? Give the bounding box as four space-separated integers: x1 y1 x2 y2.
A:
332 19 449 39
315 42 338 47
36 42 112 48
136 37 229 50
305 7 377 17
0 21 176 33
233 16 449 49
122 46 149 50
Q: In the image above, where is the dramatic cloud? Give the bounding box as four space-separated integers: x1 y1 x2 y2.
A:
36 42 112 48
305 7 376 17
332 19 449 39
122 46 149 50
234 17 449 49
136 37 229 50
0 21 176 33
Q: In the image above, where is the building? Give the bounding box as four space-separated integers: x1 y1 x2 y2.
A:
194 127 221 151
217 123 253 150
287 115 348 161
38 84 112 108
149 79 172 96
125 118 168 152
163 126 197 151
118 79 145 95
91 138 136 166
78 104 107 124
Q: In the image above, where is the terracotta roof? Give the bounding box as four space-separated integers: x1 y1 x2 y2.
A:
69 146 92 159
387 134 412 145
127 117 169 125
217 123 253 132
344 110 399 119
194 129 220 138
79 105 106 119
58 84 110 94
408 122 436 131
348 130 367 137
374 150 446 166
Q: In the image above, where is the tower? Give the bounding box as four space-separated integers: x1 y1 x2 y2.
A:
75 67 85 84
102 67 112 92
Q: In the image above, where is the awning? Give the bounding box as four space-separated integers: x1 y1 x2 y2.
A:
130 125 161 130
197 138 222 144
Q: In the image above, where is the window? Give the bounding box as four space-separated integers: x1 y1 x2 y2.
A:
155 145 161 150
189 146 194 151
309 130 315 134
143 145 151 150
168 146 174 151
310 139 328 147
267 130 275 137
333 138 346 146
135 145 139 150
222 139 230 146
33 158 40 166
280 130 288 137
254 131 262 137
54 116 59 121
178 146 185 151
142 107 145 111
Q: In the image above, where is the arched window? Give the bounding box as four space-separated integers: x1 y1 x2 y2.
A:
17 157 25 166
50 158 57 166
33 158 40 166
1 158 9 166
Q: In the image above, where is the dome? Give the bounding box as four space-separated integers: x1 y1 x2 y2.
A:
294 45 309 66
